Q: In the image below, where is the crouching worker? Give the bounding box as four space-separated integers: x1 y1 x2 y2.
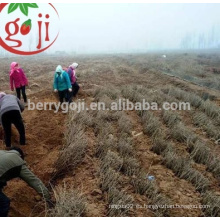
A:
0 93 25 148
53 65 72 103
67 63 80 102
0 147 51 217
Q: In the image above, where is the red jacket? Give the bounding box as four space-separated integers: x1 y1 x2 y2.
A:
10 68 28 90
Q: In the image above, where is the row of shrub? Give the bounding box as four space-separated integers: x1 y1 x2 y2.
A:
49 110 97 216
162 110 220 179
138 109 220 216
94 97 172 217
164 88 220 126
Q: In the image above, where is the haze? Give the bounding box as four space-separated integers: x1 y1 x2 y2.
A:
45 4 219 54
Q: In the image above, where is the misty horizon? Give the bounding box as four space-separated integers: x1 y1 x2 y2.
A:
52 3 220 54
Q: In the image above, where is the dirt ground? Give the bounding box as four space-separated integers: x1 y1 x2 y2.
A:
0 54 220 217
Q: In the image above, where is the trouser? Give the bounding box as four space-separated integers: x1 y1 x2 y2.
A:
72 82 80 97
58 90 69 103
0 189 10 217
2 110 26 148
69 82 80 102
16 86 27 103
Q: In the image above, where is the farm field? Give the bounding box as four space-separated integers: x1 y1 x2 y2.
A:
0 52 220 217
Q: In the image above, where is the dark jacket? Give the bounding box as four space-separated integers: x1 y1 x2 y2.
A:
0 150 50 201
0 95 24 125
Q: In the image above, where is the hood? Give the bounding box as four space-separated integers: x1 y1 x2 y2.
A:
10 62 19 75
56 65 63 73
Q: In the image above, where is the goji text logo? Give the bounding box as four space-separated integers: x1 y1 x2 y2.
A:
0 3 59 55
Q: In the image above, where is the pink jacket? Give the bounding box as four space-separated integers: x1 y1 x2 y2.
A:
10 67 28 90
67 67 77 84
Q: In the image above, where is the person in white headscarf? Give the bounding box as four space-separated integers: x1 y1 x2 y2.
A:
66 63 80 102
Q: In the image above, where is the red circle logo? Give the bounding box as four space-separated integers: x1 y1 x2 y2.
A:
0 3 59 55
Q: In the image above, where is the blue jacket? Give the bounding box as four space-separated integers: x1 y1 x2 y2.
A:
53 65 72 91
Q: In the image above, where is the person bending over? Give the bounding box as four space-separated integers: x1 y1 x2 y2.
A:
0 147 51 217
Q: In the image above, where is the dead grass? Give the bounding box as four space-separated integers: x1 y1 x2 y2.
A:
69 110 95 128
131 173 157 195
122 157 140 176
180 168 210 192
171 122 198 144
117 135 134 157
118 113 133 134
97 110 122 122
107 187 134 217
163 148 209 192
98 95 113 109
142 111 163 137
202 191 220 217
199 100 220 120
167 88 220 124
48 184 86 217
163 148 190 177
55 131 87 176
100 151 123 173
131 173 171 216
55 111 89 176
94 121 114 136
193 112 220 140
193 112 209 127
151 138 173 155
151 193 171 217
167 88 202 108
162 110 181 127
189 140 220 178
121 85 139 102
96 132 117 159
94 87 120 101
207 157 220 179
187 93 203 108
100 167 120 191
189 140 212 165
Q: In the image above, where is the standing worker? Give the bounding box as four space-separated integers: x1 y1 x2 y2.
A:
53 65 72 103
0 147 51 217
9 62 29 105
0 92 26 148
67 62 80 102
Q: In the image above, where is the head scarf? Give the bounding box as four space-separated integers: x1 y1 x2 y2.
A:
70 63 78 70
10 62 19 76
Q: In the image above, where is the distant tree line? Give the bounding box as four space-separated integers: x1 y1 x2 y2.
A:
180 25 220 49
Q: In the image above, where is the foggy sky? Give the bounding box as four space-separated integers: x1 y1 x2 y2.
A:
51 4 220 53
